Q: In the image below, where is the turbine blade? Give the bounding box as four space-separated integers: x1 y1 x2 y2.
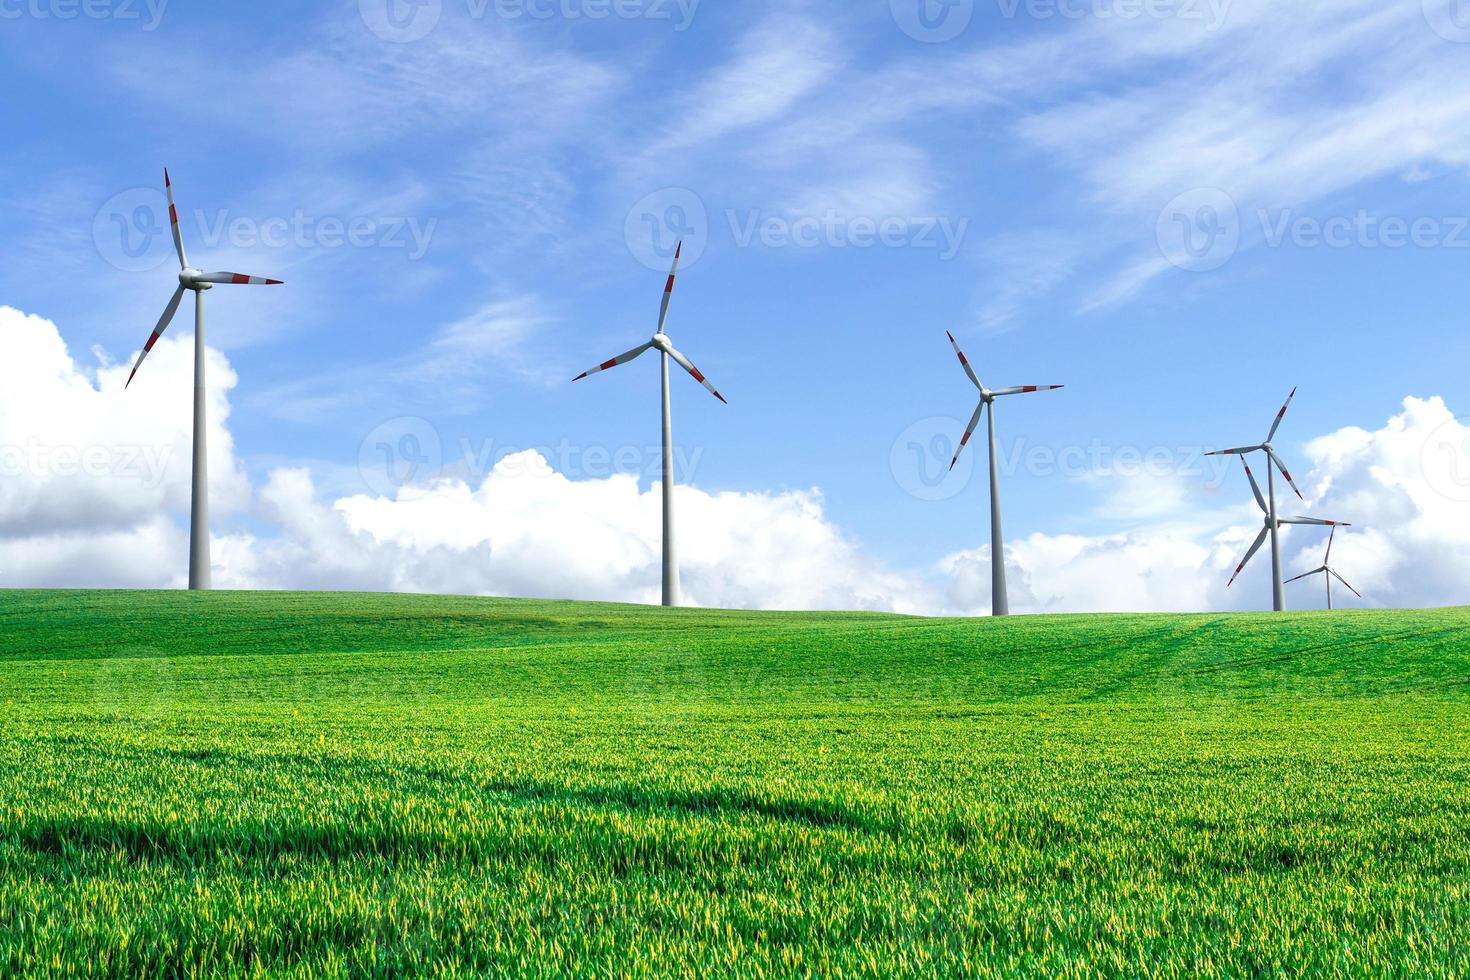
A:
1266 387 1298 443
656 241 681 336
194 271 284 285
1279 518 1348 527
1284 568 1324 585
1267 448 1305 501
946 331 982 390
1241 458 1267 514
991 385 1065 397
950 401 985 471
573 342 652 381
1228 527 1270 587
126 285 187 388
164 168 188 270
666 345 726 403
1328 568 1362 598
1325 526 1336 564
1205 445 1263 457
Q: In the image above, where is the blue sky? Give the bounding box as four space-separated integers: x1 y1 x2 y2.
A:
2 0 1469 610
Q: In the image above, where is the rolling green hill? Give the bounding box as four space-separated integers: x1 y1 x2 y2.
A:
0 590 1466 976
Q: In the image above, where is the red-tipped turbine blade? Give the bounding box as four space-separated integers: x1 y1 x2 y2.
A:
991 385 1065 396
126 284 186 388
1205 445 1263 457
666 345 726 403
195 272 284 285
656 241 682 336
1328 568 1363 599
164 168 188 270
1267 387 1298 443
1228 527 1270 587
1241 458 1268 514
946 331 983 391
950 401 985 471
1269 449 1305 501
573 341 652 381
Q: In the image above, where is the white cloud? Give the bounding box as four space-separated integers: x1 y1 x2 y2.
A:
0 305 247 588
223 451 938 613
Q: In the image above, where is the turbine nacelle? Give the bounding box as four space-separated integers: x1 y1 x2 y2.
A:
180 268 213 291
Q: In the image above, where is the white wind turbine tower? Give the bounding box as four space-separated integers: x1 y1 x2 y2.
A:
945 332 1063 617
125 169 283 591
574 242 726 608
1206 389 1329 611
1286 525 1362 610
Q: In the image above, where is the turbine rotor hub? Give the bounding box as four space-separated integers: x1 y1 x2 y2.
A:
179 268 211 291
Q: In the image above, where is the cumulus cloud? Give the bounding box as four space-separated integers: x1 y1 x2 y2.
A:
220 452 937 613
0 305 247 588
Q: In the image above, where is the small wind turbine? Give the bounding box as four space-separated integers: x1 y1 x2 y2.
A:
1225 456 1350 608
125 169 283 590
945 332 1063 617
1206 389 1310 612
573 242 725 608
1286 525 1362 610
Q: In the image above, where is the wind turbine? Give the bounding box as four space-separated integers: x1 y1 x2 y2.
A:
573 242 725 607
125 169 283 591
1207 389 1314 612
945 332 1063 617
1286 525 1362 610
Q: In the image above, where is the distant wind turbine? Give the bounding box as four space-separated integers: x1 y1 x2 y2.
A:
1205 389 1313 612
1286 525 1362 610
125 169 283 590
945 332 1063 617
573 242 726 607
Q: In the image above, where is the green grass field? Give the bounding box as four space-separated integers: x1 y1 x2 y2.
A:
0 590 1466 977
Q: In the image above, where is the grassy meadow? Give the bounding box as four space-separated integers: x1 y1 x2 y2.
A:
0 590 1466 976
